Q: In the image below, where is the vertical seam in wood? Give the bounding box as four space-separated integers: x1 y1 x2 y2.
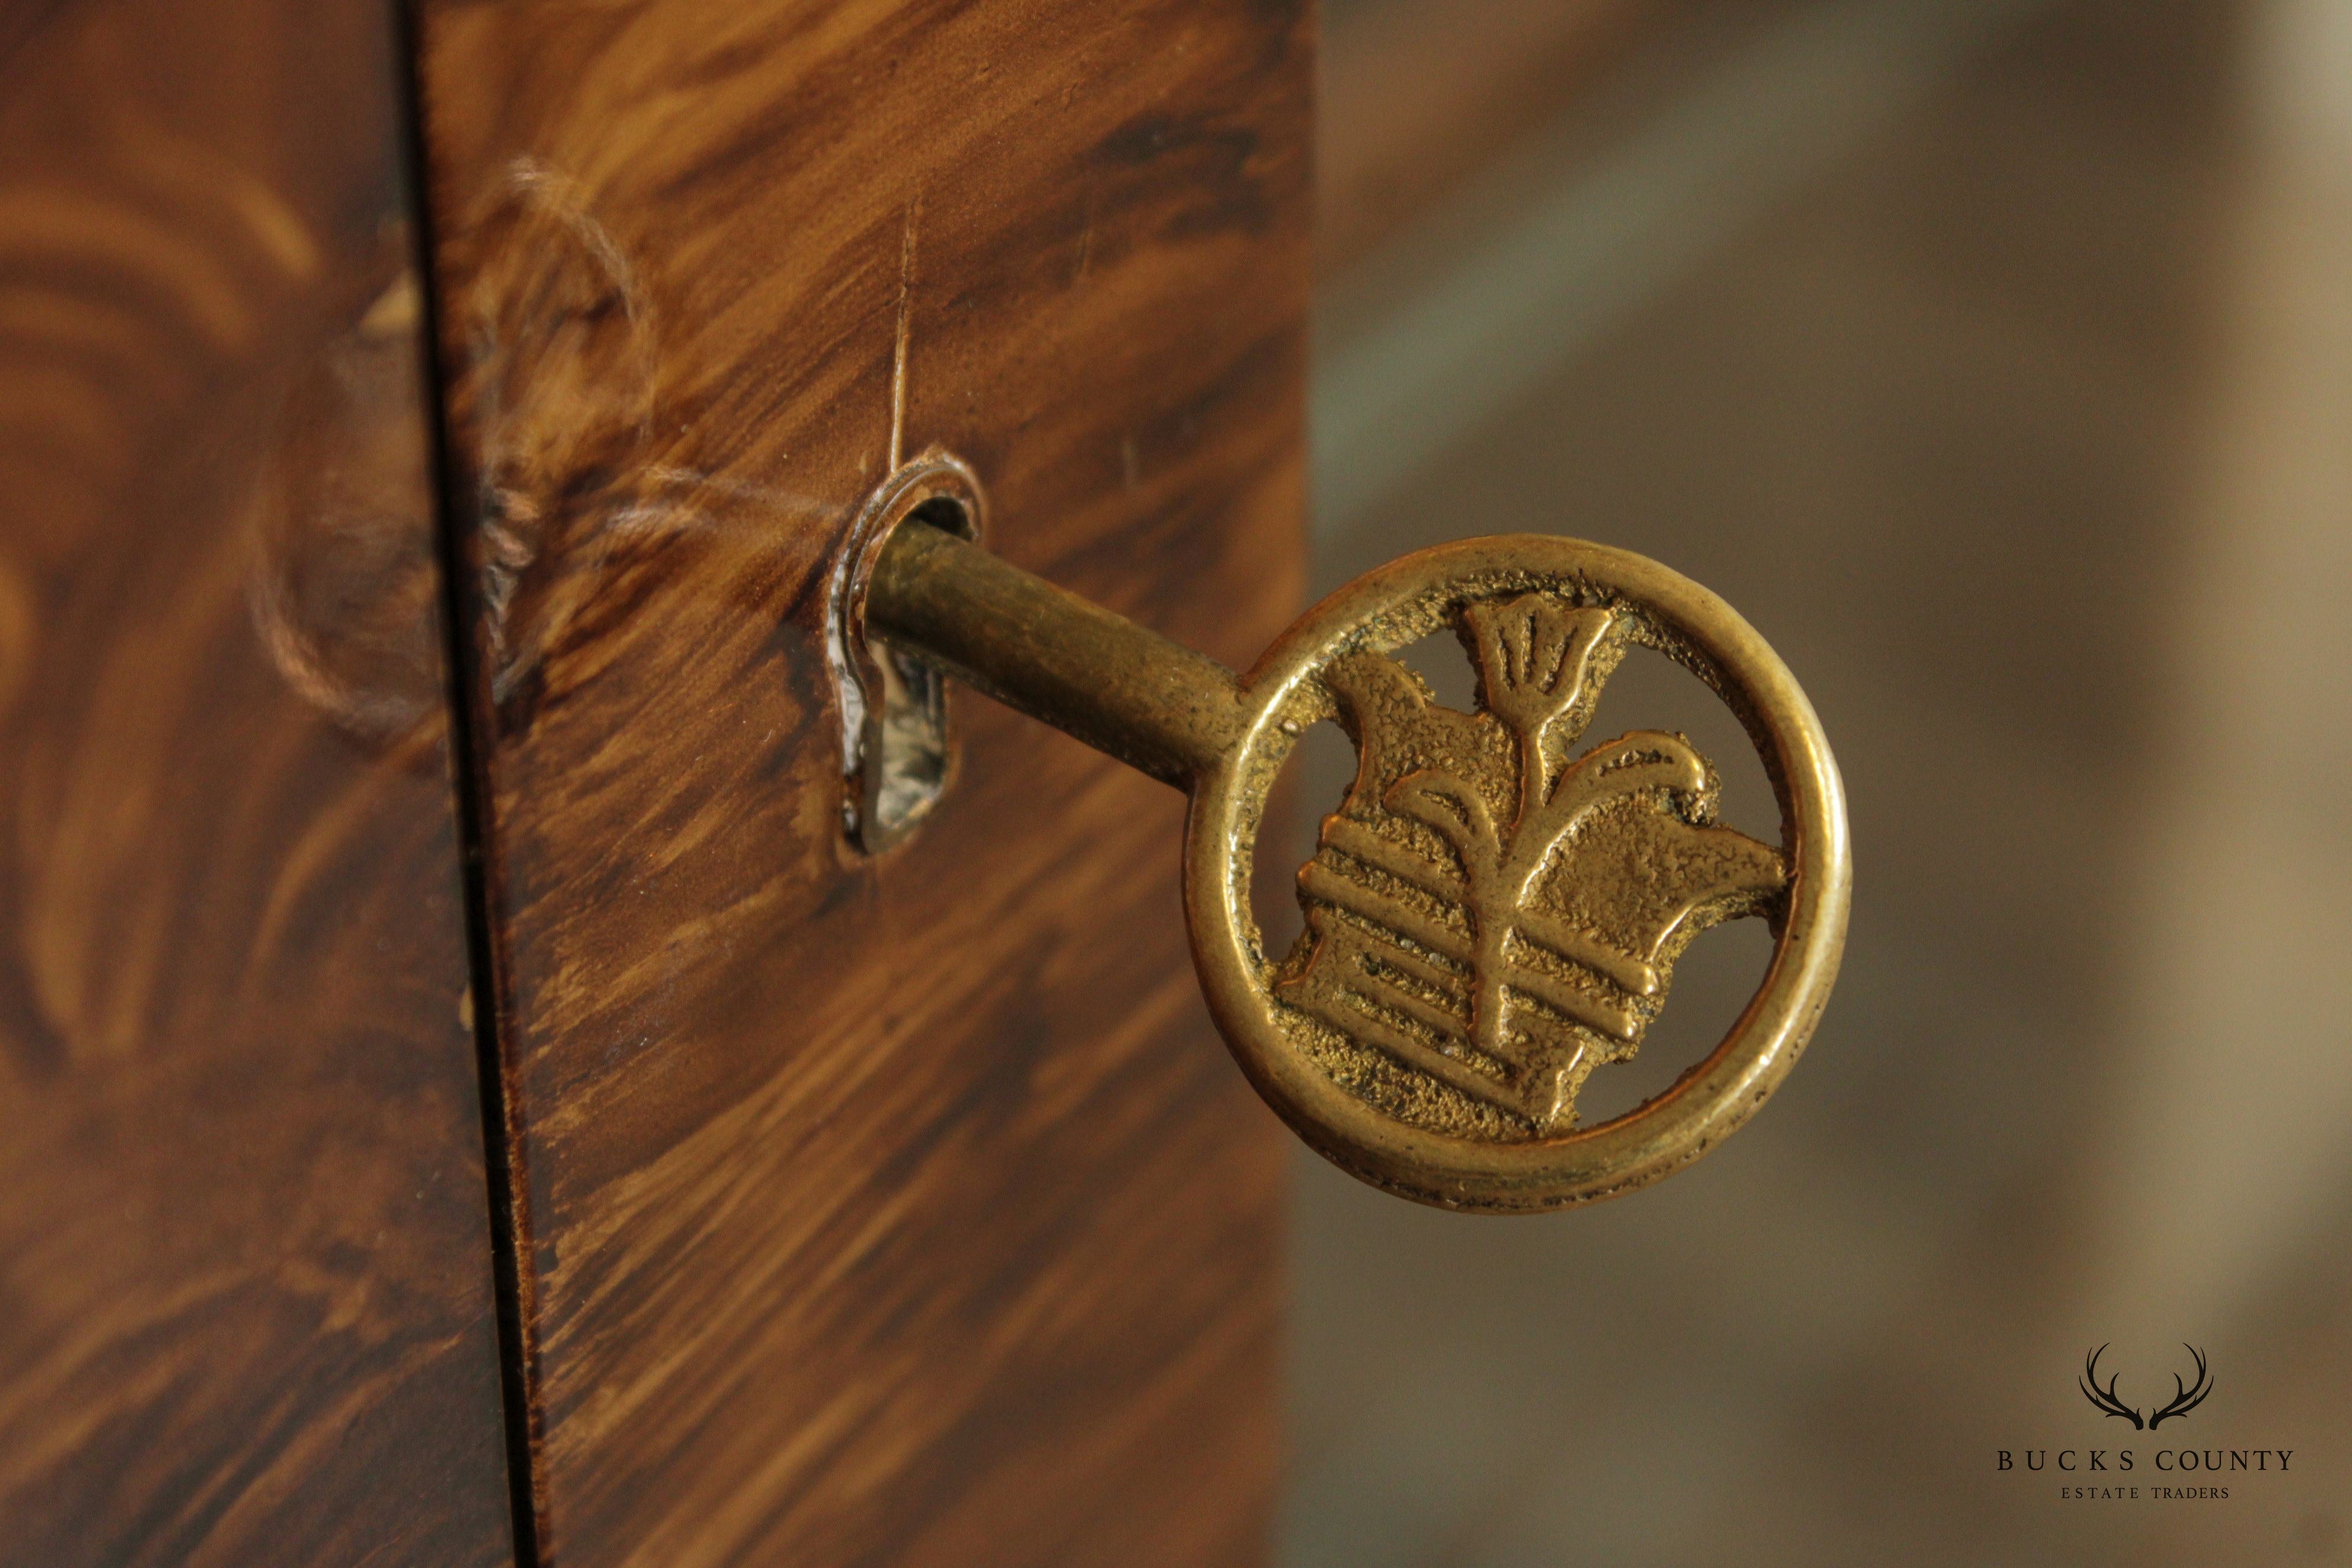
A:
888 191 920 472
388 1 547 1562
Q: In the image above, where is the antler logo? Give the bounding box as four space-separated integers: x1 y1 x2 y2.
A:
2080 1344 2213 1430
1276 592 1786 1131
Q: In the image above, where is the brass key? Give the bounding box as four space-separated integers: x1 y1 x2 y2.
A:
837 453 1849 1213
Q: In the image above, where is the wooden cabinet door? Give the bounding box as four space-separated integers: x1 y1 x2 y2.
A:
0 0 518 1563
407 1 1308 1563
1 0 1302 1560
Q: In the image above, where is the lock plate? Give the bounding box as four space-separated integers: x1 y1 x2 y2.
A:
831 452 986 852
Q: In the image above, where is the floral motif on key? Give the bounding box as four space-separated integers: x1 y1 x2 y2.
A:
1276 593 1787 1132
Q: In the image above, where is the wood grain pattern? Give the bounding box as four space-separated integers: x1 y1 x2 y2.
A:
0 1 518 1562
409 0 1308 1560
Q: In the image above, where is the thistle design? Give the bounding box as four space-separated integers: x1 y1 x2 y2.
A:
1276 593 1787 1131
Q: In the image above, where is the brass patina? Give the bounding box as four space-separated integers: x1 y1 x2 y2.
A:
1276 598 1784 1133
858 499 1849 1212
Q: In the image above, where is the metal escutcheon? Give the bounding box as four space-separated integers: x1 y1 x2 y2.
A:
840 453 1850 1213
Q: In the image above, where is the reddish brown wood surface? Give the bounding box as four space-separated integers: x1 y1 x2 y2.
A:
410 0 1308 1560
0 1 517 1562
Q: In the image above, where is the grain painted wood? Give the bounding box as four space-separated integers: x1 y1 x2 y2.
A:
409 0 1308 1560
0 1 518 1562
